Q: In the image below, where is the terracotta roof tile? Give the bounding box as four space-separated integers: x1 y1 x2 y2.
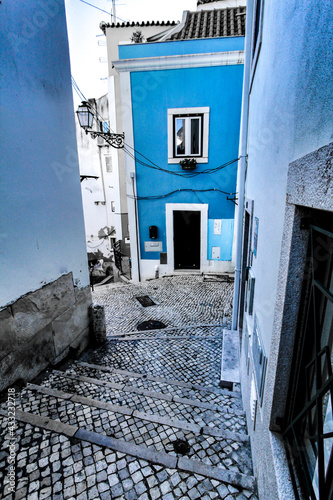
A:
100 20 177 34
170 7 246 40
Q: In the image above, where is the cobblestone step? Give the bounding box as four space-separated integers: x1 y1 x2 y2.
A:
80 335 224 390
79 361 241 396
108 323 225 338
15 384 252 476
1 415 257 500
15 383 251 477
108 335 224 341
75 362 243 413
0 404 256 492
48 370 247 434
26 383 248 442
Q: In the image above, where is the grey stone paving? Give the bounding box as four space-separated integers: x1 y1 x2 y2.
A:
92 276 234 335
0 420 253 500
80 335 223 389
0 277 257 499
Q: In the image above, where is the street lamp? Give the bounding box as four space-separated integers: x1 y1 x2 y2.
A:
76 101 125 149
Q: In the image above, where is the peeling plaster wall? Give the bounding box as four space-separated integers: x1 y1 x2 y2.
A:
0 274 91 392
0 0 90 307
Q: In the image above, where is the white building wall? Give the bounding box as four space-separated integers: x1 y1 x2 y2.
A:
197 0 246 10
76 97 116 260
0 0 92 390
245 0 333 356
0 0 89 307
239 1 333 498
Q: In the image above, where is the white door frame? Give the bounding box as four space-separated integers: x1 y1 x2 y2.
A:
166 203 209 273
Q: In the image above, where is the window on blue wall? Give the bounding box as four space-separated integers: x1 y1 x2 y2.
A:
168 107 210 164
174 115 202 157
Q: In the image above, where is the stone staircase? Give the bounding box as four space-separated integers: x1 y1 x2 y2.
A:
1 327 257 499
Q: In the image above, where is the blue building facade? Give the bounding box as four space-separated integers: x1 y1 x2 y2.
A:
114 7 245 280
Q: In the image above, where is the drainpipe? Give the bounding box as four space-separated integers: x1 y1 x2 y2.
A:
130 172 141 282
97 146 109 225
232 5 253 331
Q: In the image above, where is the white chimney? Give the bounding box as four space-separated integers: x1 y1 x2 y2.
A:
197 0 247 11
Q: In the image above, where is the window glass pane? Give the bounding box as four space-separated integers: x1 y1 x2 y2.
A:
176 118 185 156
323 393 333 475
312 392 333 498
190 118 200 155
105 156 112 173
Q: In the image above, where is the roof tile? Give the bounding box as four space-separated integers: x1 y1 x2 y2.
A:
170 7 246 40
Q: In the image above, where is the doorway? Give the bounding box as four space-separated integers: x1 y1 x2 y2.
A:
173 210 201 269
239 210 251 331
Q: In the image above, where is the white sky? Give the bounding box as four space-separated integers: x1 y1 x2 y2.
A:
65 0 197 105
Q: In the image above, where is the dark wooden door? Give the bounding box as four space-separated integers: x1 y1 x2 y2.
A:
173 211 201 269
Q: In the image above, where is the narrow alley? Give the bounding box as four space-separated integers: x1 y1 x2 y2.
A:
1 276 257 500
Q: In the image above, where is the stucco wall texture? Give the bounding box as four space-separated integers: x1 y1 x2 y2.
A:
131 64 243 261
241 1 333 499
0 0 90 307
118 36 244 271
0 1 92 390
245 0 333 358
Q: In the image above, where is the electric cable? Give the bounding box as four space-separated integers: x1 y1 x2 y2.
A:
71 78 244 181
71 76 87 102
128 188 237 201
123 143 241 178
79 0 127 21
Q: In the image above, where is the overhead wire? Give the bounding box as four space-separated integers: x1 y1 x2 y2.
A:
71 76 87 102
70 80 240 180
128 188 237 201
123 144 240 178
79 0 127 22
71 78 242 191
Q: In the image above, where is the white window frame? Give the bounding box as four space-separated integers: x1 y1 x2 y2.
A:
168 107 209 164
174 115 202 158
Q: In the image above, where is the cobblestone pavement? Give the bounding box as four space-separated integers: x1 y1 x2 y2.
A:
91 276 234 335
0 276 257 499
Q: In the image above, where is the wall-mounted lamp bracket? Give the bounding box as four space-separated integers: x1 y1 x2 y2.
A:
76 101 125 149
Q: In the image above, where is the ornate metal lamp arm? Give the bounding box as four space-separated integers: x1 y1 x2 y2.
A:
89 130 125 149
76 101 125 149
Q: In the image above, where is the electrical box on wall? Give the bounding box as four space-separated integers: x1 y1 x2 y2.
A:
212 246 221 260
160 252 167 264
149 225 158 239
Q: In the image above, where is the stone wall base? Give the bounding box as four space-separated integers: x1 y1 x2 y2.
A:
0 273 92 392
